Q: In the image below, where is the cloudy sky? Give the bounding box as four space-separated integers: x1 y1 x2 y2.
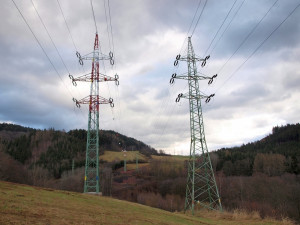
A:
1 0 300 154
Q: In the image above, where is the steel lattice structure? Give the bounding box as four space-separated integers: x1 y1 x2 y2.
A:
170 37 222 214
71 33 118 193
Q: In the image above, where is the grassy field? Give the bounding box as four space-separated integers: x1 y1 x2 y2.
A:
126 163 149 170
0 181 291 225
151 155 189 172
101 151 148 163
151 155 189 162
101 152 188 164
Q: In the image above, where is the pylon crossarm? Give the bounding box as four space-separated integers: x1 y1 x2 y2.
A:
72 95 114 109
170 72 216 82
99 73 119 85
81 53 109 61
175 92 215 103
173 54 210 67
79 51 114 65
69 73 92 85
70 73 119 85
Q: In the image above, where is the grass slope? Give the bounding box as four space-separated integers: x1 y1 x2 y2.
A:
0 181 288 225
101 151 148 163
151 155 189 162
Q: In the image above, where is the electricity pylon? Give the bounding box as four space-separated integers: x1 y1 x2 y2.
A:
71 32 119 193
170 37 222 214
123 150 127 172
136 152 139 170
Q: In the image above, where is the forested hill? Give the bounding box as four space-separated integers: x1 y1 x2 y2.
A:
215 123 300 176
0 123 157 154
0 123 157 178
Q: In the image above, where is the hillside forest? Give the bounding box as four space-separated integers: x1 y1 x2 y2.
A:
0 123 299 222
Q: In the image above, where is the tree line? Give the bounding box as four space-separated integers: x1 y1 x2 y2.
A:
215 123 300 176
0 124 158 179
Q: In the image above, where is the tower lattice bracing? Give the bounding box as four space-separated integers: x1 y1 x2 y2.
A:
170 37 222 214
71 33 118 193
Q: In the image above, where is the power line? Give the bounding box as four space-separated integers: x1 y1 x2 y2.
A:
106 0 124 135
191 0 208 37
216 0 280 74
215 1 300 93
11 0 86 120
30 0 70 75
90 0 98 33
31 0 88 116
108 0 116 58
11 0 71 96
104 0 112 52
178 0 202 54
202 0 238 57
56 0 78 52
102 0 116 114
56 0 87 77
209 0 246 56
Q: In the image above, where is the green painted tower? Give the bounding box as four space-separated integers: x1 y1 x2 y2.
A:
71 33 119 193
170 37 222 214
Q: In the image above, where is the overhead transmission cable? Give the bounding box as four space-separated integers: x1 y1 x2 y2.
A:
177 0 203 55
209 0 246 56
12 0 71 97
56 0 78 52
56 0 87 76
107 0 116 60
11 0 85 119
215 1 300 93
30 0 88 116
216 0 280 74
30 0 70 75
104 0 112 52
90 0 98 33
106 0 123 134
202 0 238 56
198 0 246 96
191 0 208 37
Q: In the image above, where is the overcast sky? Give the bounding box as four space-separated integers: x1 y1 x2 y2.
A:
1 0 300 154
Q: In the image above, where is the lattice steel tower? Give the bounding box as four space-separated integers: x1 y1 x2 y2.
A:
170 37 222 214
71 33 119 193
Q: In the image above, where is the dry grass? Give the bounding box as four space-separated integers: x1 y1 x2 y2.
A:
151 155 189 162
150 155 187 173
126 163 149 170
0 181 293 225
101 151 148 163
232 209 261 220
193 208 295 225
279 217 295 225
0 181 209 225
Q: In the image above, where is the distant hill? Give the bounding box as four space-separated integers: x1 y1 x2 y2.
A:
0 123 34 132
214 123 300 176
